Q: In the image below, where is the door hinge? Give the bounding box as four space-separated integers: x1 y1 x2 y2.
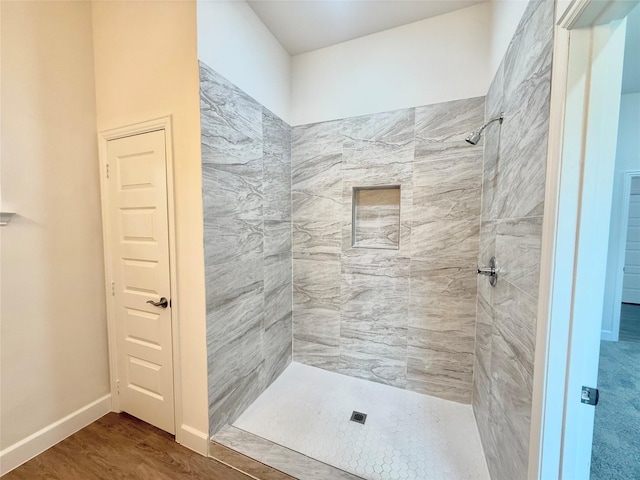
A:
116 379 120 395
111 281 115 296
106 163 110 179
581 386 599 406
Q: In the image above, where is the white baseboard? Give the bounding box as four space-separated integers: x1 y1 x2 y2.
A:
177 424 209 456
0 394 112 475
601 329 615 341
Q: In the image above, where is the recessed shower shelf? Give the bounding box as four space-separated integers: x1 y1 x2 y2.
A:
352 186 401 250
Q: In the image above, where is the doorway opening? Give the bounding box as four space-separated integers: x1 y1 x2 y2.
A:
618 175 640 342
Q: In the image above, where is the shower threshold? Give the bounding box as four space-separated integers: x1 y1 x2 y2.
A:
212 362 489 480
212 427 361 479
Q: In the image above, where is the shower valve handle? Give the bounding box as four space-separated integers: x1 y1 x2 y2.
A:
477 257 498 287
477 266 495 276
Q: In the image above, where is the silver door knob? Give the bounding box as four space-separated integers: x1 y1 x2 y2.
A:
146 297 169 308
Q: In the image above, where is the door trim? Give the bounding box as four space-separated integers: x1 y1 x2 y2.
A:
97 115 182 438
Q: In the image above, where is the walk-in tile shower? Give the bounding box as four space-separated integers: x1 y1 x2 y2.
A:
200 1 553 478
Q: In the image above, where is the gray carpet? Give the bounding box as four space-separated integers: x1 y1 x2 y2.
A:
590 340 640 479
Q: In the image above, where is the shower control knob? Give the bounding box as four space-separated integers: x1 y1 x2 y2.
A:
477 257 498 287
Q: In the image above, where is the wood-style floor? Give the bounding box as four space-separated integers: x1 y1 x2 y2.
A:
620 303 640 342
3 413 291 480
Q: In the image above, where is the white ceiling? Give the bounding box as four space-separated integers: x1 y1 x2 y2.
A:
246 0 486 55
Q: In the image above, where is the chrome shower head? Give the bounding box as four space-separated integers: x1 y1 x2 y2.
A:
465 112 504 145
465 130 482 145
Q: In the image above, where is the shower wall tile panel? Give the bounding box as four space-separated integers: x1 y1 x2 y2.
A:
292 254 341 369
264 110 292 221
292 190 342 257
291 120 343 192
200 61 263 219
495 216 543 294
472 1 554 479
413 97 486 161
292 97 485 403
342 109 415 183
201 62 292 436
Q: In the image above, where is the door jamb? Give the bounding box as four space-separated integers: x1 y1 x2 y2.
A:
97 115 182 437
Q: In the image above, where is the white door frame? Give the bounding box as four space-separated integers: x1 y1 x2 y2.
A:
610 170 640 338
97 115 183 437
529 1 638 479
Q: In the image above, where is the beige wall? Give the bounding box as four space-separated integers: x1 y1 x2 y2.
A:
0 0 109 449
91 0 208 445
289 1 527 126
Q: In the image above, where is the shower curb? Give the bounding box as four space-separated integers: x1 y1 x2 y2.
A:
211 426 364 480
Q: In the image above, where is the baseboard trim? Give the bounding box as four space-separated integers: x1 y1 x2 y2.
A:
177 424 209 456
600 329 614 341
0 394 112 475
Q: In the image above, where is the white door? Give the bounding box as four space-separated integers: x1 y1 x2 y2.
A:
107 130 175 434
622 177 640 304
558 17 627 479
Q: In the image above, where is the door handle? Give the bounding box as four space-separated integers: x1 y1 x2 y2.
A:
146 297 169 308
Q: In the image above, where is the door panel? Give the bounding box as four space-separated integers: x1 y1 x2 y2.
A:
107 130 175 434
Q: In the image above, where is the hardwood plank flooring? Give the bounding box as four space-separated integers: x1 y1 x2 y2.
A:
620 303 640 342
2 413 285 479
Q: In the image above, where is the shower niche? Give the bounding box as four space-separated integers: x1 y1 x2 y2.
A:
351 185 401 250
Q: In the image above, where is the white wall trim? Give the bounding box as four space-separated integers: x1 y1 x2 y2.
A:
0 394 111 476
178 424 209 456
557 0 592 28
560 0 637 28
600 329 616 342
97 116 187 444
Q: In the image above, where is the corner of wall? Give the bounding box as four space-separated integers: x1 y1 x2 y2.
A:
0 395 112 476
196 0 292 124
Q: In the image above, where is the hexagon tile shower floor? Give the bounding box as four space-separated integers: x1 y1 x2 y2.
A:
234 363 489 480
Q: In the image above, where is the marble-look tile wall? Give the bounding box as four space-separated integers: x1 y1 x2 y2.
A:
200 62 292 436
292 97 485 403
472 1 554 479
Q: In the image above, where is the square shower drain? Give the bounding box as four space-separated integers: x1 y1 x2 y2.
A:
350 411 367 424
